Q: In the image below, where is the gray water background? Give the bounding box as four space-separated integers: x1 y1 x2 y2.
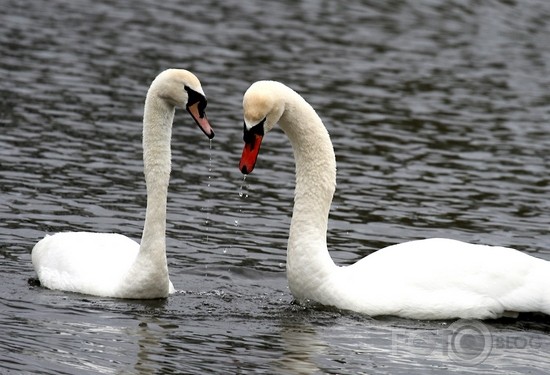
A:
1 0 550 373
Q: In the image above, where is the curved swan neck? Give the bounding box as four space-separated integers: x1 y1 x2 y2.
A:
111 81 175 298
139 92 174 258
276 86 338 292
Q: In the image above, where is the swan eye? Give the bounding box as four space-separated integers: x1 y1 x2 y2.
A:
184 86 207 118
243 118 265 143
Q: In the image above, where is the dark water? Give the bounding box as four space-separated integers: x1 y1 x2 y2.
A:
1 0 550 373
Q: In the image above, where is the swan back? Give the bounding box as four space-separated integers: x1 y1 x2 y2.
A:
32 233 139 296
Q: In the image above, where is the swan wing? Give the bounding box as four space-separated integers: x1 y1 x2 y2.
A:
32 232 139 296
341 238 549 319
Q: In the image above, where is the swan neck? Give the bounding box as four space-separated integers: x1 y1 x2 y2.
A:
278 90 338 296
140 93 174 258
114 84 175 298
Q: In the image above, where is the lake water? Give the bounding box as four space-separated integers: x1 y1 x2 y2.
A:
1 0 550 373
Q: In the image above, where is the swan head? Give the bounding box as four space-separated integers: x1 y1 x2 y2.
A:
239 81 285 174
152 69 215 139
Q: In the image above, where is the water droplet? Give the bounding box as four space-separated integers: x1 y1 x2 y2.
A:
238 175 249 199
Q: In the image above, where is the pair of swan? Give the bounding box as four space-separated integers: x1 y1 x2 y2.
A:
32 70 550 320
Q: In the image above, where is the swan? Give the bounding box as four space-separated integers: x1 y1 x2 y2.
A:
32 69 214 299
238 80 550 320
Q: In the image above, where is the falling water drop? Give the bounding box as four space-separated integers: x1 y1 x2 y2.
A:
238 175 248 198
203 138 214 244
208 139 213 173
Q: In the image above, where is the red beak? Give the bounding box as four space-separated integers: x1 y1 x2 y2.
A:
239 134 263 174
187 102 214 139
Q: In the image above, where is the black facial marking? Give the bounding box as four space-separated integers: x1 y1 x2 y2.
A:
185 86 207 118
243 118 266 143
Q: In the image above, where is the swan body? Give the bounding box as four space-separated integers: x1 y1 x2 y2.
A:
238 80 550 320
32 69 214 299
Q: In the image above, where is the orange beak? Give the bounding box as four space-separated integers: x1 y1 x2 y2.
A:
239 133 263 174
187 102 214 139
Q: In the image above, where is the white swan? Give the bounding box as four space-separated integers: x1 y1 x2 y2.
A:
32 69 214 299
238 80 550 320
